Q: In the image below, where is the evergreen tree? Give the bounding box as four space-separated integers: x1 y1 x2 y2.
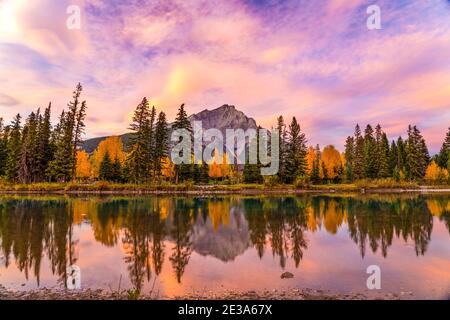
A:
5 114 22 182
321 161 328 182
344 136 354 182
363 124 377 179
111 157 123 182
243 128 263 184
276 115 287 182
47 110 73 182
99 151 113 181
36 103 53 181
353 124 365 179
18 111 39 183
172 104 193 183
437 127 450 169
396 136 406 173
147 106 157 176
311 144 321 184
377 132 390 178
0 118 8 176
405 125 429 180
153 111 169 181
389 140 398 176
126 97 151 183
284 117 307 184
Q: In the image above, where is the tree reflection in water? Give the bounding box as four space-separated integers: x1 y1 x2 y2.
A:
0 194 449 287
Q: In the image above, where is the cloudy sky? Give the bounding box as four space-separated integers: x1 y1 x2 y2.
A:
0 0 449 153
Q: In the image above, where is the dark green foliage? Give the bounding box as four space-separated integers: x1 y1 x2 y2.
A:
363 125 377 179
172 104 193 183
153 112 169 181
437 127 450 169
5 114 22 182
0 118 8 176
284 117 307 184
99 151 113 181
126 97 152 183
276 115 287 182
344 136 354 182
311 144 321 184
353 124 364 179
405 125 429 180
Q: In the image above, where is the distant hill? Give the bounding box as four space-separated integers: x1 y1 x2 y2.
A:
81 104 258 153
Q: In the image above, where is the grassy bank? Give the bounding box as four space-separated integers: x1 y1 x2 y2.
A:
0 179 448 194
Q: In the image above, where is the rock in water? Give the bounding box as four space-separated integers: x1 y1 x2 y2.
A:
281 272 294 279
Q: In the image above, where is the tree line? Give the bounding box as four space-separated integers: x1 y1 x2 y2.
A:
0 84 449 185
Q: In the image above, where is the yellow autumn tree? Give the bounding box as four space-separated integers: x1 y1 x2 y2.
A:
91 136 126 178
425 161 449 183
76 150 91 180
321 145 343 180
161 157 175 181
306 146 315 175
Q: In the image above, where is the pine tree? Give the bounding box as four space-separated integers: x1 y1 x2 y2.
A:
172 103 193 183
321 161 328 182
111 157 123 182
36 103 53 181
353 124 364 179
18 111 39 183
99 151 113 181
276 115 287 182
344 136 354 182
147 106 157 176
5 114 22 182
405 125 429 180
437 127 450 169
311 144 321 184
153 111 169 181
47 110 73 182
0 118 8 176
363 124 377 179
389 140 398 176
126 97 151 183
396 136 406 173
243 129 263 184
377 132 390 178
284 117 307 184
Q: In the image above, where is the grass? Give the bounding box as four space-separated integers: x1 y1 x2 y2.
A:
0 179 446 193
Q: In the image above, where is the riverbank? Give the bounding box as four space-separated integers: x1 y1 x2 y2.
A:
0 181 449 195
0 286 414 300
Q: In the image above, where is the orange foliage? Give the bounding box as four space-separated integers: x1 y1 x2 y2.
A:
76 150 91 179
161 157 175 180
321 145 343 179
208 149 232 179
91 136 126 177
306 146 315 175
425 161 449 182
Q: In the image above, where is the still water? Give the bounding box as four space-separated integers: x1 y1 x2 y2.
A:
0 194 449 299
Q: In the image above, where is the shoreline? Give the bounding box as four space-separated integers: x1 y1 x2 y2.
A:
0 286 415 300
0 186 449 196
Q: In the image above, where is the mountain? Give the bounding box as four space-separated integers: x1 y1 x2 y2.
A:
81 104 258 153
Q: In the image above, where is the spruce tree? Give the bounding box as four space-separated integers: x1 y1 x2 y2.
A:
437 127 450 169
172 104 193 183
18 111 39 183
5 114 22 182
276 115 287 182
126 97 151 183
153 111 169 181
99 151 113 181
0 118 8 176
311 144 321 184
377 132 390 178
243 129 263 184
111 157 123 182
353 124 364 179
363 124 377 179
36 103 52 181
284 117 307 184
396 136 406 173
344 136 354 182
405 125 429 180
389 140 398 176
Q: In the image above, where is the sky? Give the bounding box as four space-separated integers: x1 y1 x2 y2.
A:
0 0 449 153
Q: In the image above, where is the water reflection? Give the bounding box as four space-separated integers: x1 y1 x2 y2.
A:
0 194 449 292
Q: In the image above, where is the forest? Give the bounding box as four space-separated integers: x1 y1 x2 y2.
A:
0 83 449 188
